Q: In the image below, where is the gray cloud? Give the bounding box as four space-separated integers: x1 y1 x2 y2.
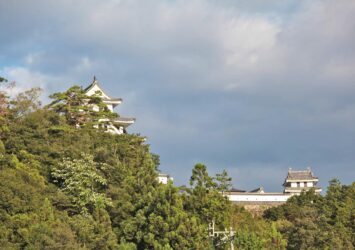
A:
0 0 354 191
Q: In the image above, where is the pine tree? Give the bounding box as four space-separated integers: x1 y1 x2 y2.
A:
48 85 117 127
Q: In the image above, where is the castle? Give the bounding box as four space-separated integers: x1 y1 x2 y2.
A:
84 77 135 135
226 168 321 207
83 79 322 196
84 78 172 183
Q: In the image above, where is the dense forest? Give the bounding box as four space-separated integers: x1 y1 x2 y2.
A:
0 78 354 249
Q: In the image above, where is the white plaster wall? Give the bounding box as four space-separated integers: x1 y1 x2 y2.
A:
86 84 110 99
291 182 297 188
106 104 113 112
227 194 291 202
158 176 168 184
105 124 123 135
300 182 304 187
92 104 100 112
307 182 313 187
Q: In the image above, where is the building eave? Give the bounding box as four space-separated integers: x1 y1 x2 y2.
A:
85 78 115 100
112 117 136 127
103 99 122 107
284 187 322 193
226 192 289 196
284 178 318 183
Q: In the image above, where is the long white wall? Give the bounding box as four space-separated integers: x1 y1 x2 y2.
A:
227 193 292 202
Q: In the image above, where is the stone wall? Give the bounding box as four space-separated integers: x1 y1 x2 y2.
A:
232 201 285 217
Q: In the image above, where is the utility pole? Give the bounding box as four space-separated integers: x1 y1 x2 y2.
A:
208 221 235 250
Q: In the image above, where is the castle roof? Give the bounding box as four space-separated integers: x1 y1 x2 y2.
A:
84 76 102 91
286 169 317 180
283 169 319 189
249 187 264 193
112 117 136 127
85 77 114 100
85 77 124 108
229 188 246 193
84 77 135 132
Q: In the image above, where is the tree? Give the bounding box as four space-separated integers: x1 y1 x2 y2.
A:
263 182 355 249
52 153 111 214
0 77 13 138
10 87 42 118
0 77 8 116
189 163 215 189
1 80 354 249
143 183 208 249
48 85 117 127
48 85 88 126
184 163 231 249
234 230 264 250
215 169 232 193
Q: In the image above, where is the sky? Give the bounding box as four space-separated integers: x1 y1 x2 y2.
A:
1 0 354 192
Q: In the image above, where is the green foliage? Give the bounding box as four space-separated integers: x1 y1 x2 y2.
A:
182 164 233 248
186 164 231 227
0 82 353 249
215 169 232 193
52 153 112 214
48 85 90 126
234 230 264 250
48 85 117 127
0 76 11 135
0 76 7 83
9 87 42 118
230 206 286 250
263 180 354 249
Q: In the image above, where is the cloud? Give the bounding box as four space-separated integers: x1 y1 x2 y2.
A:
1 67 50 96
0 0 354 190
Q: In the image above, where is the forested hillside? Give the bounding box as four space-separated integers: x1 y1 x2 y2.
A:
0 79 354 249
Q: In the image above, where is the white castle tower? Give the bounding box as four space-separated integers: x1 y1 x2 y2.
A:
283 168 322 194
84 77 135 135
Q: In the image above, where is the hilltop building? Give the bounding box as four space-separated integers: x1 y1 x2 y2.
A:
283 168 322 194
84 77 135 135
226 187 290 205
84 78 173 183
226 168 321 211
157 173 174 184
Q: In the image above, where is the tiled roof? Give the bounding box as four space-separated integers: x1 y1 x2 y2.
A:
229 188 246 193
115 117 136 122
103 97 122 102
286 169 318 180
84 77 99 91
250 187 264 193
85 77 114 100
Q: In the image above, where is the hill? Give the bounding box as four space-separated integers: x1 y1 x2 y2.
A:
0 80 353 249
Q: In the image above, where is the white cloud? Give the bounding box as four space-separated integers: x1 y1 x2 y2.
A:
0 67 62 101
0 0 355 188
74 57 95 73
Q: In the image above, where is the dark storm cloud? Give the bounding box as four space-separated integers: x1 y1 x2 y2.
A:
0 0 354 191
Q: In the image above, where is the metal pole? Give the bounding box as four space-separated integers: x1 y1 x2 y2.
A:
230 227 234 250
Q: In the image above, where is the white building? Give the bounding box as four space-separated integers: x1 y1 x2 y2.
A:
226 168 321 205
226 187 291 205
283 168 322 194
157 173 173 184
84 77 135 135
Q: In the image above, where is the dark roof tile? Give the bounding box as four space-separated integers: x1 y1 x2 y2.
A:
286 169 317 180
